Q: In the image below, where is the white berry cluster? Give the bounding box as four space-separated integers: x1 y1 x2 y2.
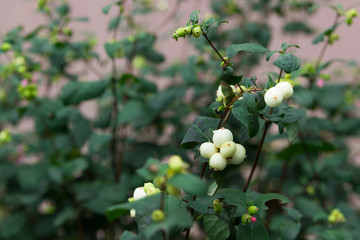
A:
264 81 293 108
216 85 246 104
199 128 246 171
128 182 161 218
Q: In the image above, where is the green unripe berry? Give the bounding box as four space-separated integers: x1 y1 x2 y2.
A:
168 155 185 172
220 141 236 158
166 184 180 196
192 26 202 38
154 176 166 189
184 26 192 34
241 213 251 224
1 42 12 51
199 142 218 159
248 205 259 215
213 199 223 214
147 187 161 196
176 27 186 38
152 209 165 222
209 153 227 171
144 182 155 193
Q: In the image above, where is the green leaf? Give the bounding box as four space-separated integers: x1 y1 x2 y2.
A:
61 158 88 178
232 100 259 138
283 207 303 221
237 221 269 240
201 18 228 34
292 85 314 108
283 21 313 34
60 79 109 105
280 222 301 240
190 10 200 24
203 215 230 240
106 194 161 222
253 193 290 211
265 74 276 89
284 122 298 142
167 173 208 196
117 100 155 127
281 106 306 124
255 92 266 110
181 117 220 149
214 188 247 216
226 43 269 59
102 3 114 15
104 41 122 58
273 53 301 74
144 208 192 238
119 231 138 240
266 50 278 61
243 92 256 114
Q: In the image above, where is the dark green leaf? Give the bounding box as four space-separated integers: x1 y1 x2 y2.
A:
202 18 228 34
266 50 278 61
106 194 161 222
167 173 208 196
144 208 192 238
280 222 301 240
102 3 114 14
243 92 256 113
226 43 269 59
119 231 138 240
181 117 220 149
104 41 122 58
60 79 109 105
190 10 200 24
284 21 313 34
253 193 290 211
232 100 259 138
237 221 269 240
203 215 230 240
273 53 301 74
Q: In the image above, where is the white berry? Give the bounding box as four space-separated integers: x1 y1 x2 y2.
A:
133 187 147 200
209 153 227 171
220 141 236 158
212 128 233 148
228 144 246 165
199 142 218 159
275 82 293 100
264 87 283 108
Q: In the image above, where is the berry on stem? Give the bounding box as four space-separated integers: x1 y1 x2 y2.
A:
212 128 233 148
228 144 246 165
209 153 227 171
248 205 259 215
264 87 283 108
192 26 201 38
133 187 147 200
220 141 236 158
199 142 218 159
275 82 293 100
151 209 166 222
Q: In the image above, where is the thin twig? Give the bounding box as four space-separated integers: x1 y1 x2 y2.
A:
243 120 271 192
202 32 226 63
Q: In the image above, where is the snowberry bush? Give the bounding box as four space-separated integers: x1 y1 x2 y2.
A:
0 1 359 240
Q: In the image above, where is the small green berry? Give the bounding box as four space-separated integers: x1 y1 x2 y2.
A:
248 205 259 215
168 155 186 172
184 26 192 34
241 213 251 224
176 27 186 38
151 209 165 222
143 182 155 193
1 42 12 51
192 26 201 38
